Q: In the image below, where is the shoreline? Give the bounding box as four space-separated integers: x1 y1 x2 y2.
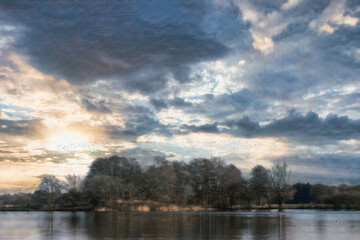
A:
1 203 359 212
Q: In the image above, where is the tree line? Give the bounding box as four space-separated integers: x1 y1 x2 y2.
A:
0 156 359 211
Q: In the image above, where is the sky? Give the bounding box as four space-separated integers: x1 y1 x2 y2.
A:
0 0 359 192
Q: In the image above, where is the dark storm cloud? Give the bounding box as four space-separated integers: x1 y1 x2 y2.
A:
248 71 312 101
150 98 168 111
150 97 193 111
181 111 360 143
214 89 254 111
106 105 171 141
170 97 193 108
185 89 267 120
181 123 219 134
225 116 260 134
0 119 44 137
273 21 310 41
315 26 360 71
228 111 360 142
348 0 360 11
81 98 111 114
249 0 287 12
0 0 228 93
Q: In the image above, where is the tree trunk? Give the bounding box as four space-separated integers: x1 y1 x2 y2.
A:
266 192 271 209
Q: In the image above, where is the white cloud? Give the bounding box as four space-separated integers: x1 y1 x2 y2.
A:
281 0 303 11
238 59 246 66
0 54 132 130
177 59 247 98
251 34 274 54
310 0 359 34
235 1 292 54
319 23 335 33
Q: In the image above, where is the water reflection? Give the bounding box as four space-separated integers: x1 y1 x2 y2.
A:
0 210 359 239
315 216 327 237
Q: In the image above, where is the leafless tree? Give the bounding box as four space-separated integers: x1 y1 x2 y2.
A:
270 160 291 211
64 174 83 207
37 174 64 208
146 160 177 203
65 174 83 192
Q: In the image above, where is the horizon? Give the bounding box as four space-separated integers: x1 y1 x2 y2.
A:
0 0 360 193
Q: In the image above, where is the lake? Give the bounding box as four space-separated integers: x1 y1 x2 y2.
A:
0 210 359 239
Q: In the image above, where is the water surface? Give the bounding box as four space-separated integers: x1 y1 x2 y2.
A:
0 210 359 239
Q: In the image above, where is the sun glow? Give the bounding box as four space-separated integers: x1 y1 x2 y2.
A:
47 131 92 152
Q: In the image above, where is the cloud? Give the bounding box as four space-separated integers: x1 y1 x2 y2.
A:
251 35 274 54
281 0 303 10
191 1 358 123
150 97 193 112
185 111 360 144
181 123 219 134
228 14 360 119
0 0 228 93
174 88 265 122
309 0 359 34
137 132 291 168
0 119 45 137
106 105 171 141
150 98 168 111
170 97 193 108
0 0 359 187
81 98 111 114
0 54 95 127
274 153 360 184
225 116 260 134
242 0 286 12
234 0 293 54
258 111 360 142
117 147 175 166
